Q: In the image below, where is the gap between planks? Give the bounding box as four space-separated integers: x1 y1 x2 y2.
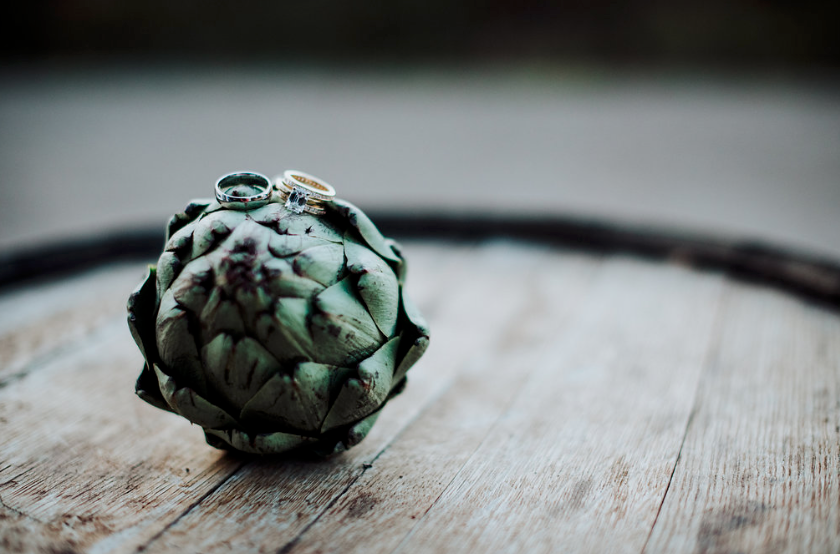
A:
643 280 840 553
639 284 732 552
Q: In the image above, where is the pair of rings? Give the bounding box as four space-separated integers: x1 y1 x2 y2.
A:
214 170 336 215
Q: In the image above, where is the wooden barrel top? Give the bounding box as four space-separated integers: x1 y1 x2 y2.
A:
1 235 838 553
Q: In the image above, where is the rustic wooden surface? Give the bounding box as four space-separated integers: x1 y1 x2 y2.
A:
1 240 838 554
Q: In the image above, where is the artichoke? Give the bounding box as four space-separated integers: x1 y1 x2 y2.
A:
127 194 429 455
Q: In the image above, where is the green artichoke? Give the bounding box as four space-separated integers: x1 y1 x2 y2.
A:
127 195 429 455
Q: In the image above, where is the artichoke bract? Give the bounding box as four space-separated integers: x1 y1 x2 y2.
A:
127 195 429 455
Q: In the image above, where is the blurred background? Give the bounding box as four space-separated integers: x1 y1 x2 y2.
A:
1 1 838 261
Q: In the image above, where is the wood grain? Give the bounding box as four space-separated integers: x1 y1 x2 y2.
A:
0 263 146 385
644 282 840 553
0 323 243 554
384 257 725 554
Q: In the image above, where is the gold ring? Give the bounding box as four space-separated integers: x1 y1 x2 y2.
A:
275 170 336 215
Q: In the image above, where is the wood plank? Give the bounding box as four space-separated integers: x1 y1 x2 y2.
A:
138 241 560 553
0 263 147 384
311 256 723 554
644 282 840 553
0 324 242 554
0 241 458 554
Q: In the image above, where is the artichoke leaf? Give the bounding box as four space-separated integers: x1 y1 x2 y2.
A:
292 243 346 287
191 215 233 259
321 336 399 432
201 332 233 393
201 208 249 237
220 218 273 255
153 364 237 429
240 362 336 433
393 292 430 382
401 288 430 338
314 409 383 457
169 257 213 315
199 291 246 339
164 224 195 256
394 335 429 384
261 258 326 298
155 290 207 393
328 199 401 264
267 232 330 258
260 297 317 361
165 199 212 242
204 427 317 455
135 362 171 412
203 335 281 409
233 285 273 330
155 252 182 302
344 408 382 448
386 239 408 284
244 202 284 223
127 266 158 366
274 212 343 243
311 276 384 366
344 233 399 337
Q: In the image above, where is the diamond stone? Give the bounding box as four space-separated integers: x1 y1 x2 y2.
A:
285 186 310 214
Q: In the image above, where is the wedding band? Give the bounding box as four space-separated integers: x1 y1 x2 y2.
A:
275 170 336 215
215 172 273 210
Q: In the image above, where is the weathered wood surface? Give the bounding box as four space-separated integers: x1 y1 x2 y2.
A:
1 240 838 554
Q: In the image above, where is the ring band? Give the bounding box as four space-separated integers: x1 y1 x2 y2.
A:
215 172 273 210
275 170 336 215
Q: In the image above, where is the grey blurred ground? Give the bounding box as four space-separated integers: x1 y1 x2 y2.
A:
0 65 838 259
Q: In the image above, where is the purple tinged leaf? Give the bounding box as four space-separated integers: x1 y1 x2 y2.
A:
233 285 272 330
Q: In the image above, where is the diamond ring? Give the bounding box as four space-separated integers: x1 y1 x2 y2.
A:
214 172 273 211
275 170 336 215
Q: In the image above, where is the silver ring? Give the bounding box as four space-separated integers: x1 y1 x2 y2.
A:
275 170 336 215
214 172 272 210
